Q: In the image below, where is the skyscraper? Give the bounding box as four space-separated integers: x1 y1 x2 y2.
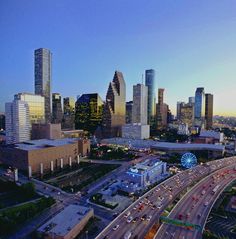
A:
156 89 168 129
145 69 156 126
5 100 30 144
132 84 148 125
125 101 133 124
52 93 63 124
75 93 103 134
194 87 205 127
63 97 75 130
176 101 185 120
102 71 126 138
34 48 52 123
14 93 45 125
205 93 213 129
179 102 194 127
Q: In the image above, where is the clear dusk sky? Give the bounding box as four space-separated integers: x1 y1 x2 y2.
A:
0 0 236 116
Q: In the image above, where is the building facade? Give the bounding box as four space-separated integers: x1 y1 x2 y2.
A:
145 69 156 126
102 71 126 138
125 101 133 124
156 88 168 129
5 100 30 144
132 84 148 125
75 93 103 134
194 87 205 127
34 48 52 123
0 113 5 131
52 93 63 124
179 102 194 126
62 97 75 130
205 93 213 130
122 124 150 140
14 93 45 125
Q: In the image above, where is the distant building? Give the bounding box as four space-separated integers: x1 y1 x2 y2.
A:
14 93 45 125
0 113 5 131
176 101 185 120
32 123 61 140
34 48 52 123
177 123 189 135
5 100 30 144
61 129 85 139
156 88 168 129
122 124 150 140
75 93 103 134
62 97 75 130
52 93 63 124
125 101 133 124
179 102 194 127
0 138 90 175
145 69 156 127
194 87 205 128
205 93 213 130
132 84 148 125
102 71 126 138
188 97 195 104
37 204 94 239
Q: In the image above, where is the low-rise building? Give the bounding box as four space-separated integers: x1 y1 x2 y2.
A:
32 123 61 140
37 204 94 239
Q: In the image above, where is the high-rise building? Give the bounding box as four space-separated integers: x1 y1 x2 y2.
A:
156 89 168 129
102 71 126 138
62 97 75 130
145 69 156 126
176 101 185 120
5 100 30 144
132 84 148 125
126 101 133 124
52 93 63 124
14 93 45 125
188 97 195 104
75 93 103 134
205 93 213 129
179 102 194 126
194 87 205 127
34 48 52 123
0 113 5 131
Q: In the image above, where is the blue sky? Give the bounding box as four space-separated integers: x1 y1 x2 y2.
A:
0 0 236 116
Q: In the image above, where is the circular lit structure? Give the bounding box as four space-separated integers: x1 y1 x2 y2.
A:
181 153 197 168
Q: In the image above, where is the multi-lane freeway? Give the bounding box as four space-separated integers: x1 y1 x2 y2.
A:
155 163 236 239
96 156 236 239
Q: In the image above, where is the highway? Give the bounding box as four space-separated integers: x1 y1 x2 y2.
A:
155 163 236 239
96 156 236 239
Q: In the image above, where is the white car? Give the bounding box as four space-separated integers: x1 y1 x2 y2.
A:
147 215 152 221
112 224 119 231
126 216 133 223
124 211 131 218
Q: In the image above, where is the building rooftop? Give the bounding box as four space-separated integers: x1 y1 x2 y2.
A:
101 138 225 152
37 205 93 236
130 157 163 172
14 138 78 151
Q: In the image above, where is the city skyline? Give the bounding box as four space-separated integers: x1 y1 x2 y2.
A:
1 0 236 116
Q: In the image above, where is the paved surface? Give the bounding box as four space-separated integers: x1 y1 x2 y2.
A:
155 163 236 239
96 157 236 239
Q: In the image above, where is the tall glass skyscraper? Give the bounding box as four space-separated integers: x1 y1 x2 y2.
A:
205 93 213 129
145 69 156 126
194 87 205 127
34 48 52 123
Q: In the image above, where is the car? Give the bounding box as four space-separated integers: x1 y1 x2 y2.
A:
133 205 137 210
141 214 147 221
112 225 119 231
151 205 157 210
204 201 209 207
147 215 152 221
124 211 131 218
127 216 133 223
197 213 201 218
186 212 190 219
132 217 139 223
178 214 183 220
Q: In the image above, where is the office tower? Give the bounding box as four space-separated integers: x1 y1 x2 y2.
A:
75 93 103 134
156 89 168 129
126 101 133 124
52 93 63 124
179 102 194 126
14 93 45 125
132 84 148 125
145 69 156 126
0 113 5 130
176 101 185 120
188 97 195 104
63 97 75 115
62 97 75 130
5 100 30 144
205 93 213 129
34 48 52 123
102 71 126 138
194 87 205 127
